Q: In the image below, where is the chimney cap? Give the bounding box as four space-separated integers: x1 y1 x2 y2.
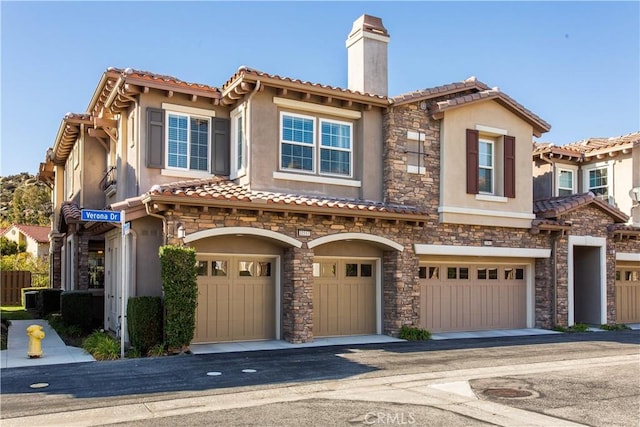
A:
350 14 389 37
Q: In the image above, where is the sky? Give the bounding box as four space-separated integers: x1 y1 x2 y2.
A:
1 1 639 176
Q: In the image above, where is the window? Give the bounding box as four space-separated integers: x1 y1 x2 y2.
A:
587 167 608 200
231 106 246 178
280 112 352 177
478 140 494 194
406 131 426 174
558 169 575 196
466 129 516 198
167 113 209 171
146 106 229 175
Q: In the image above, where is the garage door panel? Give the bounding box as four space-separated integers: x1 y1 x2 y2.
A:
420 264 527 332
616 265 640 323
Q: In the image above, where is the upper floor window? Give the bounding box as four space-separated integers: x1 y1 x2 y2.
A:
280 112 352 177
167 113 210 171
478 139 494 194
466 128 515 198
146 105 229 176
558 169 575 196
231 106 246 179
587 167 608 200
406 131 426 174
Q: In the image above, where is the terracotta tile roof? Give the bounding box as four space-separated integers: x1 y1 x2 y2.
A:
146 177 425 218
61 201 82 222
390 76 490 105
533 192 628 223
117 67 220 95
533 132 639 160
431 88 551 135
222 66 388 103
2 224 51 243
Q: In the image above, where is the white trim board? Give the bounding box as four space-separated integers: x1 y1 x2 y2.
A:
414 244 550 258
616 252 640 262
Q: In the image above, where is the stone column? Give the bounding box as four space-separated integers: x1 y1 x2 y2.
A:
383 249 419 336
281 245 314 343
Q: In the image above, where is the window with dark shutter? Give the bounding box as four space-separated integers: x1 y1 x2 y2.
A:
146 108 164 168
466 129 479 194
504 135 516 198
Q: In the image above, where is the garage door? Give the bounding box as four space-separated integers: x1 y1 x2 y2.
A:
616 263 640 323
313 259 376 337
194 256 275 343
420 264 527 332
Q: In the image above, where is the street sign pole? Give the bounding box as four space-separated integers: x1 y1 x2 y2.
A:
120 210 126 359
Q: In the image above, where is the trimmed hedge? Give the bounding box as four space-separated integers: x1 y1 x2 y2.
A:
127 296 163 355
60 291 93 332
37 289 63 317
160 245 198 353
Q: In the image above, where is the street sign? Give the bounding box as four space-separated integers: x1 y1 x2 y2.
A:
81 209 121 222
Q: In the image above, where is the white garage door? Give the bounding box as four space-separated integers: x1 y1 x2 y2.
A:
420 263 527 332
616 263 640 324
313 258 377 337
194 256 276 343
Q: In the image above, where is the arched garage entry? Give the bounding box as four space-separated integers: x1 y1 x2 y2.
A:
308 233 404 337
185 227 302 343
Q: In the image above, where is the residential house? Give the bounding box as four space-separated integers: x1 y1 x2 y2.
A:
38 14 639 345
1 224 50 261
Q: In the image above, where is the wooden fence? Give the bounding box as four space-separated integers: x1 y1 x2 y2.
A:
1 271 33 306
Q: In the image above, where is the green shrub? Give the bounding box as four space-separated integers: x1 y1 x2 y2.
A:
38 289 63 317
399 325 431 341
127 296 163 355
552 323 591 333
160 245 198 353
600 323 631 331
147 343 167 357
60 291 93 332
82 331 119 360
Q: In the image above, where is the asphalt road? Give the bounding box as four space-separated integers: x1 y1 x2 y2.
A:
1 331 639 426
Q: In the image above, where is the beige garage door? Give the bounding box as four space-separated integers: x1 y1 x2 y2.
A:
420 264 527 332
313 259 376 337
194 256 275 343
616 263 640 323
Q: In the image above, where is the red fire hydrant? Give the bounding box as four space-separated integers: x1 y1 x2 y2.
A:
26 324 45 358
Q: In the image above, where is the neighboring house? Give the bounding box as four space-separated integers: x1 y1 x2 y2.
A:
1 224 50 261
533 132 640 224
38 14 639 345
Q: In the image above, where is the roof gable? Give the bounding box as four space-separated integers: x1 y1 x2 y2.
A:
533 192 628 223
2 224 50 243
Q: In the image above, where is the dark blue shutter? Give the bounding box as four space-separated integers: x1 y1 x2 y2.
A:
146 108 164 168
212 118 230 175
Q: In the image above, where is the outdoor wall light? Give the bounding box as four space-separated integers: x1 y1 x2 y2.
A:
630 187 640 205
176 223 186 239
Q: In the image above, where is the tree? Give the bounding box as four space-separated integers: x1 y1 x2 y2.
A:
0 236 26 256
10 184 51 225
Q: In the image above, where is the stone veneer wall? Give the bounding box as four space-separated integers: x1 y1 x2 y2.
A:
557 206 618 325
76 232 89 290
50 233 64 288
281 246 314 343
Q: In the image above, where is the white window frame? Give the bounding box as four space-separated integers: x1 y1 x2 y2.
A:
319 117 353 178
556 167 576 196
583 162 612 202
230 105 246 179
406 131 426 175
279 111 316 174
478 138 494 195
164 111 211 173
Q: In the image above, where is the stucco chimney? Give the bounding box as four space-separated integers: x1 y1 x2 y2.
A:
346 14 390 96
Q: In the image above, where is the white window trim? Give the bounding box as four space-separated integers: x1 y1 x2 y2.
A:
273 171 361 187
230 105 246 179
273 97 361 119
583 162 613 200
407 131 426 175
164 111 212 172
319 117 353 178
556 166 577 196
438 205 535 219
161 103 216 118
475 194 508 203
479 139 494 195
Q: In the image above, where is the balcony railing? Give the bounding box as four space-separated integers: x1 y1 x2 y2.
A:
99 166 117 196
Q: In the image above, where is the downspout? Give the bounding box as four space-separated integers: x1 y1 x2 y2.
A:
145 201 168 246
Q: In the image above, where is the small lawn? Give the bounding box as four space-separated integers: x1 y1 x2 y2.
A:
1 306 34 350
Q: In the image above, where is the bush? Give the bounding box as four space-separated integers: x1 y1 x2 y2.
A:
38 289 62 317
160 245 198 353
552 323 591 333
600 323 630 331
82 331 119 360
60 291 93 332
127 296 163 355
399 325 431 341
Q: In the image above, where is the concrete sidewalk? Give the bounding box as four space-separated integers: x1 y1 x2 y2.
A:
0 319 95 369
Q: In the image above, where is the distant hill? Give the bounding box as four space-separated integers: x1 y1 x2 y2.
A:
0 173 52 226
